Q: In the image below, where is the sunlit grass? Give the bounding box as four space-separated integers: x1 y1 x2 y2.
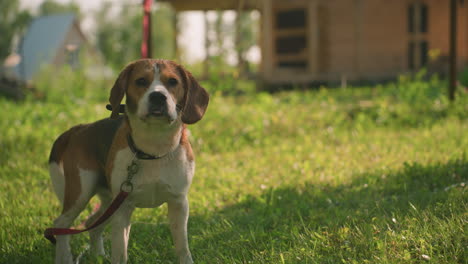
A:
0 70 466 263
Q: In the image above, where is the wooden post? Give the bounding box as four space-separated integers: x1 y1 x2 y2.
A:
260 0 273 80
202 11 210 79
308 0 319 76
235 0 246 77
449 0 457 101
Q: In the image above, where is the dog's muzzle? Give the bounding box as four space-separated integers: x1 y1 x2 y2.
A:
147 91 168 117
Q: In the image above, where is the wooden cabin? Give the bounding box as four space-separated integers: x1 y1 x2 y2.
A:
163 0 468 85
4 14 90 82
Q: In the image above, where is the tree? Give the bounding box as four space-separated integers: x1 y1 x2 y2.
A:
95 1 139 69
214 11 226 59
203 10 257 77
202 11 211 79
0 0 32 61
203 11 234 74
235 11 258 77
38 0 81 17
152 4 176 59
95 1 176 70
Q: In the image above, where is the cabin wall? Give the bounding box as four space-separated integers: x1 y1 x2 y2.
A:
466 3 468 67
317 0 356 78
260 0 274 80
464 2 468 67
260 0 468 84
314 0 409 81
355 0 407 79
54 22 85 66
260 0 313 82
428 0 468 69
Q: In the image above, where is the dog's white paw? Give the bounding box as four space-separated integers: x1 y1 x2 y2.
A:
55 252 73 264
90 238 106 257
179 254 193 264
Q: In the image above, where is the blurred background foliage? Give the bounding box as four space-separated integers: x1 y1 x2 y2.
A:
38 0 80 16
0 0 466 97
0 1 32 60
0 0 258 79
95 1 177 69
0 2 467 262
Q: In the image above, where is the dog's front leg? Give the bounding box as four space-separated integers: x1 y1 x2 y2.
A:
111 202 134 264
168 197 193 264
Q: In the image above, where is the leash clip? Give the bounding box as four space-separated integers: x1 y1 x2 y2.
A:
120 180 134 193
120 157 139 193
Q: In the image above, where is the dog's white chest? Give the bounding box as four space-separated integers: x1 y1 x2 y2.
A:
111 147 194 208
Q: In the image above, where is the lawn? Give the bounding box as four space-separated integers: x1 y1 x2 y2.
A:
0 72 467 263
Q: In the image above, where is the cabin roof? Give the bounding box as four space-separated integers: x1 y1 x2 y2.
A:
15 14 77 81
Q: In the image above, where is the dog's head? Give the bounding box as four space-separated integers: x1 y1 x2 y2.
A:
109 59 209 125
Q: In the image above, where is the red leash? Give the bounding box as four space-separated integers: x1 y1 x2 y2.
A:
44 123 161 243
44 191 129 244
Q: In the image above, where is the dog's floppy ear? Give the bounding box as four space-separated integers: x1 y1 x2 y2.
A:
178 65 209 124
109 62 135 119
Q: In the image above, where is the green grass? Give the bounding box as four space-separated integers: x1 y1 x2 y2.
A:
0 71 467 263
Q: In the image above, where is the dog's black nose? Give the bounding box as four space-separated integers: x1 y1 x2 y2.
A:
149 92 167 105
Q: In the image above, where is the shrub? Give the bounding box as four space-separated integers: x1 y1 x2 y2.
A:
32 62 112 104
459 67 468 88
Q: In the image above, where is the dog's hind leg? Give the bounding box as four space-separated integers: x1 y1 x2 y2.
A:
50 163 99 264
86 189 112 256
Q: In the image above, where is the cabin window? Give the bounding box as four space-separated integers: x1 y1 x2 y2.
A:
408 42 415 70
408 5 415 33
276 36 307 54
407 3 429 70
274 7 308 70
420 5 428 33
276 9 306 29
420 41 428 66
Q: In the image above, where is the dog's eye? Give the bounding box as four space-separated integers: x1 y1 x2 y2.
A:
135 78 148 86
168 78 178 86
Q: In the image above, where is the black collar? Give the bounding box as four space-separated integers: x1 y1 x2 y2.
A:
127 134 169 160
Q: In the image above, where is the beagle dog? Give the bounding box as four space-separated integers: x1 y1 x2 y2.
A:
48 59 209 264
